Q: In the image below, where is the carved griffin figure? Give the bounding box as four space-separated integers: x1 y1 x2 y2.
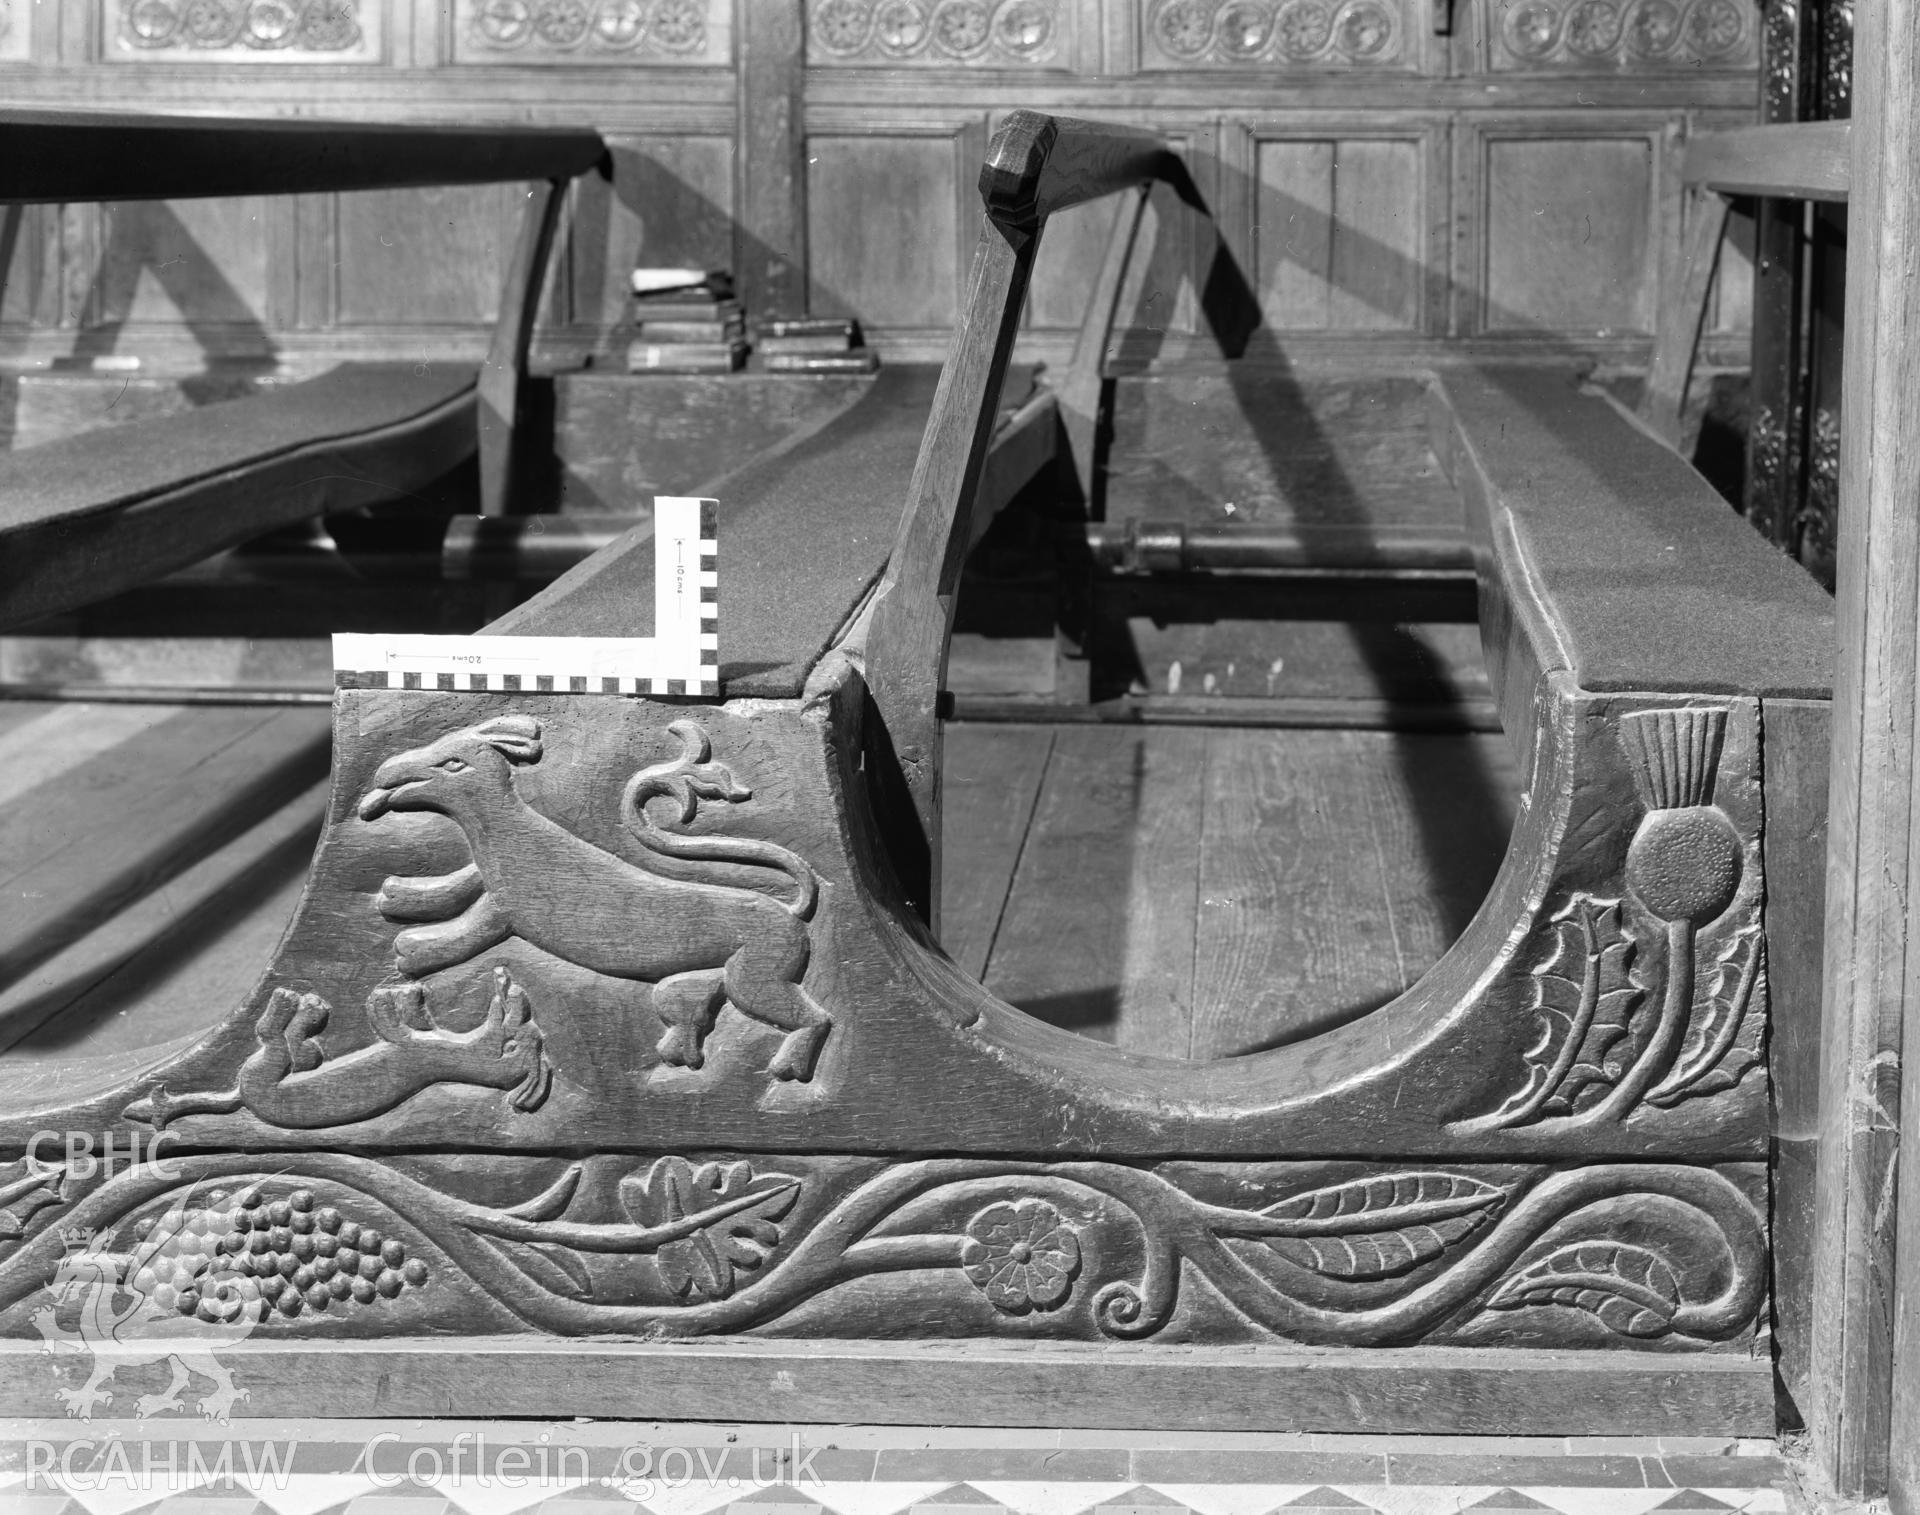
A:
359 715 831 1081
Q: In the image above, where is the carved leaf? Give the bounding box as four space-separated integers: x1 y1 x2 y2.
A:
621 1158 800 1302
500 1164 584 1223
1647 925 1765 1107
1491 897 1647 1126
0 1166 69 1242
1487 1241 1681 1338
497 1238 594 1301
1258 1172 1506 1279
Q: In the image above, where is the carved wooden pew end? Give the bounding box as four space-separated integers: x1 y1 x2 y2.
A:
0 122 1823 1435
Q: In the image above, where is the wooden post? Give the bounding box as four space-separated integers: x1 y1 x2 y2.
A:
1811 0 1920 1499
736 0 807 319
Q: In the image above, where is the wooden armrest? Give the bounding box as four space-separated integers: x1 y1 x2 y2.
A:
1429 367 1833 757
1682 121 1850 203
0 110 608 204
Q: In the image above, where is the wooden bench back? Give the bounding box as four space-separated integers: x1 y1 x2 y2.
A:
0 110 608 521
853 111 1249 905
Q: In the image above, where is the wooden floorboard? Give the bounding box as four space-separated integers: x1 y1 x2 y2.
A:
939 723 1054 979
1104 374 1460 533
950 721 1518 1059
0 779 325 1062
0 703 330 1047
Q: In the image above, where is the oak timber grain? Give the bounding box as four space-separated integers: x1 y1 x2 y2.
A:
736 0 807 319
0 1337 1775 1433
1432 366 1834 700
0 705 330 1019
0 112 607 205
985 726 1204 1054
1103 374 1461 538
939 724 1054 981
1191 728 1516 1059
1821 0 1920 1495
1640 189 1731 448
0 781 325 1062
1684 121 1851 202
477 178 567 518
1762 697 1830 1426
0 367 475 631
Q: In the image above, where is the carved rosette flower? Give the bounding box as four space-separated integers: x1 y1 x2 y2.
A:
960 1199 1081 1314
1154 0 1216 56
474 0 533 46
1624 0 1681 55
933 0 992 54
1217 0 1274 55
649 0 707 50
1564 0 1622 54
994 0 1054 54
814 0 876 52
126 0 182 45
874 0 930 50
1277 0 1334 56
1502 0 1561 55
1333 0 1394 56
1683 0 1744 57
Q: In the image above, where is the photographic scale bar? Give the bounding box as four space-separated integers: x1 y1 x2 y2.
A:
332 496 718 697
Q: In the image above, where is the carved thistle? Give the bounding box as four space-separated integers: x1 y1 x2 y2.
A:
0 1154 1766 1355
1466 708 1764 1131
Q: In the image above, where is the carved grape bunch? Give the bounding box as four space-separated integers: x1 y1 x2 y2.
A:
132 1186 428 1321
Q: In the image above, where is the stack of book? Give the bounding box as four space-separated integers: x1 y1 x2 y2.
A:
755 317 879 374
627 268 746 374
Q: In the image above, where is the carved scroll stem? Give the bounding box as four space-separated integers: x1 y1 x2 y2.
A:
0 1157 1764 1346
1194 1162 1764 1344
1590 918 1694 1121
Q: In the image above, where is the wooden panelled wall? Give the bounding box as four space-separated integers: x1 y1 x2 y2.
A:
0 0 1758 373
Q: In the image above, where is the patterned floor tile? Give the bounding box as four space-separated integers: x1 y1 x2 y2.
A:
1142 1484 1314 1515
146 1499 265 1515
1512 1491 1677 1515
1351 1486 1500 1515
1459 1490 1560 1514
1270 1491 1378 1515
339 1498 456 1515
961 1485 1140 1515
810 1483 956 1515
248 1475 383 1515
436 1481 553 1515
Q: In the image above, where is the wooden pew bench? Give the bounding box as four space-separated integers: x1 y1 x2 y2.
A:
0 114 1824 1438
0 110 608 630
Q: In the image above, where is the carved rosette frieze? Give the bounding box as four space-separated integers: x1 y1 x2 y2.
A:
1486 0 1754 68
809 0 1066 66
1142 0 1406 68
0 1151 1766 1356
108 0 376 59
455 0 729 63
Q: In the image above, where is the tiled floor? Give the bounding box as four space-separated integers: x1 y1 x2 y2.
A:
0 1425 1791 1515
